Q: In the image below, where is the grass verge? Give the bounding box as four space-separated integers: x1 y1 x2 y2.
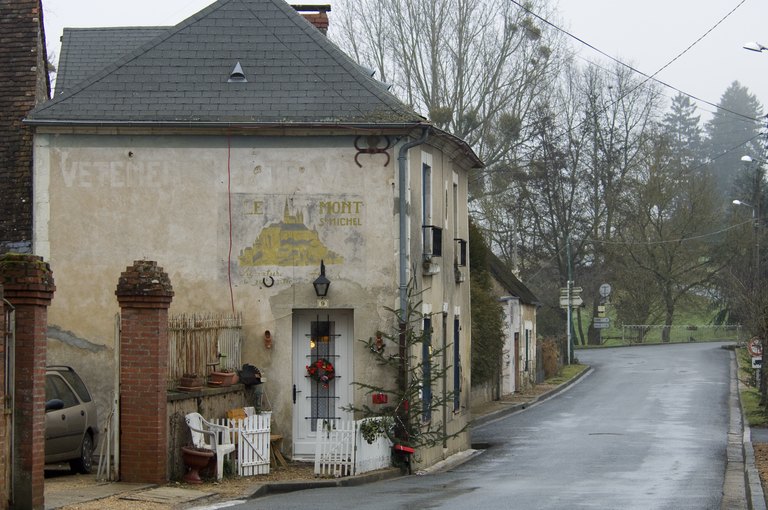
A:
546 364 588 385
736 347 768 428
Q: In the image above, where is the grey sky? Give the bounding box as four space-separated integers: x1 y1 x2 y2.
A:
43 0 766 121
555 0 767 120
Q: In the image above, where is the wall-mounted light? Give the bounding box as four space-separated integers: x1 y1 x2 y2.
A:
313 260 330 298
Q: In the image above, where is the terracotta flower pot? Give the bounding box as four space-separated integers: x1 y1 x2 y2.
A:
178 374 203 391
181 446 214 484
208 371 238 387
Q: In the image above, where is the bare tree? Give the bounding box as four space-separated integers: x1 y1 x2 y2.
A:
473 59 661 342
332 0 564 169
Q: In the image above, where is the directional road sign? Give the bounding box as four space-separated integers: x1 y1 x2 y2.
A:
593 317 610 329
560 295 584 307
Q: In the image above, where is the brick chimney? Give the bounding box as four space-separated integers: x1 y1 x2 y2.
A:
292 4 331 35
0 0 51 255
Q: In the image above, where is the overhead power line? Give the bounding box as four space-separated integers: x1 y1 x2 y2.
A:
509 0 758 123
587 219 754 246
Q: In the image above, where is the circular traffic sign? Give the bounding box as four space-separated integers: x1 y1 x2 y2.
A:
599 283 612 298
749 337 763 357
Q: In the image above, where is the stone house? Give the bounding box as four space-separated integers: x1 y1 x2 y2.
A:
25 0 480 471
490 253 540 396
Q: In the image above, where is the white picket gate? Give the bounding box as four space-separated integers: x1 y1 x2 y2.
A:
211 412 271 476
234 413 272 476
314 418 392 477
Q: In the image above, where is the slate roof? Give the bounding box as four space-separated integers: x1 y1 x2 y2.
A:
27 0 424 127
55 27 167 95
489 252 540 306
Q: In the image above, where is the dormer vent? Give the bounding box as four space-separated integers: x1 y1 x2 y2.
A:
228 62 247 82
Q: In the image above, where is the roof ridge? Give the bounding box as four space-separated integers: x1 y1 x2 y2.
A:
263 0 418 121
29 0 423 125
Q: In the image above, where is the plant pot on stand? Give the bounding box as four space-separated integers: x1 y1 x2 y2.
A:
181 446 214 484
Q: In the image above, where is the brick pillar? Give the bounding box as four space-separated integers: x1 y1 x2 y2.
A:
115 261 173 484
0 254 54 510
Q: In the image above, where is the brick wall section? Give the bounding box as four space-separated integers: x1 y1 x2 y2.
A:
0 283 6 510
0 0 50 254
116 261 173 484
292 5 331 35
302 13 329 34
0 254 54 510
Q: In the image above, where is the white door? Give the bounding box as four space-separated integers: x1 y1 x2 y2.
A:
292 310 353 459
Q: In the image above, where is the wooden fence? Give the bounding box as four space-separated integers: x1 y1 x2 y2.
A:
208 412 271 476
167 312 242 389
314 418 392 477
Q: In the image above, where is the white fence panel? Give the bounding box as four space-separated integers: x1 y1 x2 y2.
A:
233 413 271 476
314 420 356 477
209 412 271 477
355 419 392 474
313 418 392 477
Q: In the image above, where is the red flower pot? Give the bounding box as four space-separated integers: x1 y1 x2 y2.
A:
208 371 238 387
181 446 214 484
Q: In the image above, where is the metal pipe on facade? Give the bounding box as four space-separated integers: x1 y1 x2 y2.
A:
397 127 430 318
395 127 430 448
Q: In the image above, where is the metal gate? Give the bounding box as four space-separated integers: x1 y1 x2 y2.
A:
3 299 15 505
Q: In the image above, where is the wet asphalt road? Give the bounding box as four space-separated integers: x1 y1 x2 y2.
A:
226 343 732 509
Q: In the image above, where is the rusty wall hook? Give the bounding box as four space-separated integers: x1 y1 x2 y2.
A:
354 135 391 167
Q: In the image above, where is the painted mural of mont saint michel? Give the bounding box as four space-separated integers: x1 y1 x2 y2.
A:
238 201 344 267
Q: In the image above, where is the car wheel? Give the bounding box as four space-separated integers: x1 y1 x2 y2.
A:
70 432 94 474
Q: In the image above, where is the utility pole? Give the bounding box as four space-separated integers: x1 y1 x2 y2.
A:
760 114 767 400
566 235 572 364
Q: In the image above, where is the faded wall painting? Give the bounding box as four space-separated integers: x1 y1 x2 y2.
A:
239 200 344 267
226 194 366 285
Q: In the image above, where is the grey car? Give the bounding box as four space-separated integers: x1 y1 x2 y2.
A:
45 366 99 474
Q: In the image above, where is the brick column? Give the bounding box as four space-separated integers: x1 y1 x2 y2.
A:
115 261 173 484
0 254 55 510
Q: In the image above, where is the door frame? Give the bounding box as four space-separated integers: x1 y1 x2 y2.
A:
291 309 354 460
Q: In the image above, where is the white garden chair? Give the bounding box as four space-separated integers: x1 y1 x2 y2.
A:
184 412 236 480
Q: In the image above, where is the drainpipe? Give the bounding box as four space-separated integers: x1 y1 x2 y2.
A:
397 127 430 317
395 127 429 447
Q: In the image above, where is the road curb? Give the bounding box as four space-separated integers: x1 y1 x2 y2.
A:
470 366 593 428
744 429 766 510
244 467 402 499
724 347 766 510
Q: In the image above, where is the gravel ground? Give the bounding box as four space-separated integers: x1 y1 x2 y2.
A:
45 462 316 510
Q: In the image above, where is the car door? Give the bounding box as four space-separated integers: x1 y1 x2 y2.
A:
45 373 86 460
